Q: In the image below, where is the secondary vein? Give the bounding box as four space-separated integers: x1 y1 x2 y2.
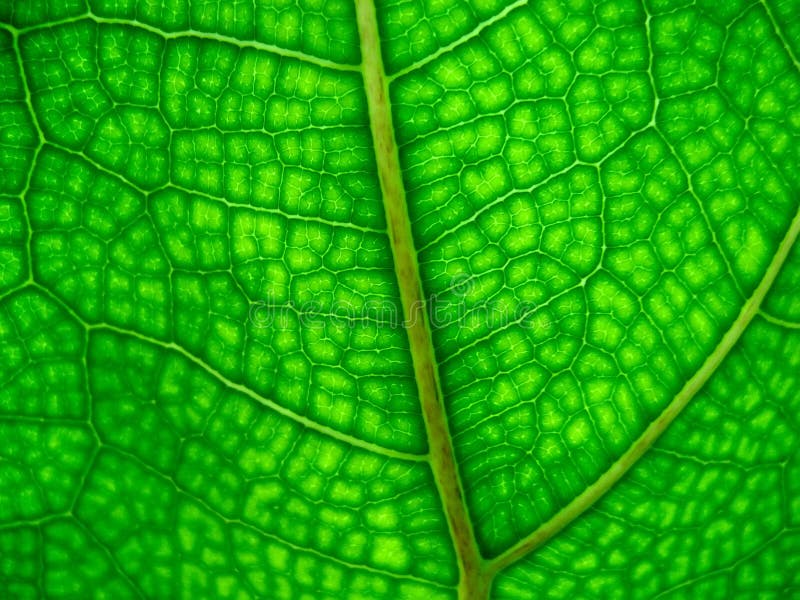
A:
27 281 424 464
486 201 800 578
354 2 487 598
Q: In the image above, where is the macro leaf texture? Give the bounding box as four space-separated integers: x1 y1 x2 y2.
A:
0 0 799 598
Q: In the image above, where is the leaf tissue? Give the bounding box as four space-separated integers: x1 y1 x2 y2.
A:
0 0 799 598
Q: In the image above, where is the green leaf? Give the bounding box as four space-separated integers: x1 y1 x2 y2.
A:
1 0 799 598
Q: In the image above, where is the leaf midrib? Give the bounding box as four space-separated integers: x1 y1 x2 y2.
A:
355 1 487 598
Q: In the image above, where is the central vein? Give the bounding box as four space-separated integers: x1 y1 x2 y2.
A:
354 1 487 598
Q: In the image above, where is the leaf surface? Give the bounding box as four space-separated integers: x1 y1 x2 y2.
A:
0 0 799 598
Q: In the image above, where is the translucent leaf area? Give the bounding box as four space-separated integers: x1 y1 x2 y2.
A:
0 0 799 598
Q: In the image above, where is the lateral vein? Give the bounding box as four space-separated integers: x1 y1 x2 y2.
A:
90 321 428 463
486 202 800 577
388 0 529 81
28 280 425 464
